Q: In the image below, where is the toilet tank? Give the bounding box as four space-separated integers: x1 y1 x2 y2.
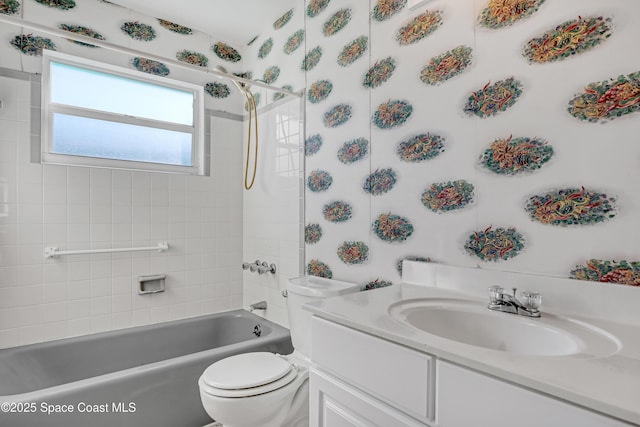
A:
286 276 360 357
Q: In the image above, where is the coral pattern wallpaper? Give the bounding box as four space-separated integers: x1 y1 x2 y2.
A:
2 0 640 291
278 0 637 289
0 0 260 115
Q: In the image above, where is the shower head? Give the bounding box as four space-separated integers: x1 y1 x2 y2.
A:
214 65 250 93
233 72 252 91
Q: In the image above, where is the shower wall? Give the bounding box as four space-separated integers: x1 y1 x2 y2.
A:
241 97 303 326
0 0 250 347
0 69 246 348
241 7 306 327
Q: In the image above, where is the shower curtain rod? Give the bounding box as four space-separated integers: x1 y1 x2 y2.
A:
0 14 302 98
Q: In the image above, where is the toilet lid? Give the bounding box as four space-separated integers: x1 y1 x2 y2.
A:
199 365 298 398
200 352 293 390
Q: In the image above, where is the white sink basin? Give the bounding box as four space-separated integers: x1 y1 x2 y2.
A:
389 298 620 357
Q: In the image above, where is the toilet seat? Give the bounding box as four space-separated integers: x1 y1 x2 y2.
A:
199 352 298 398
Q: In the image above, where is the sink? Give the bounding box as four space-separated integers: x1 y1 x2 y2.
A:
389 298 620 357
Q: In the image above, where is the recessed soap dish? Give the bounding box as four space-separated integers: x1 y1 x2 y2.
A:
138 274 166 295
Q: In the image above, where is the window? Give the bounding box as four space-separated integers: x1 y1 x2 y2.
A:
42 51 204 174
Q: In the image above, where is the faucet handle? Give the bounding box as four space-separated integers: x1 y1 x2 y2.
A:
488 286 504 305
521 291 542 311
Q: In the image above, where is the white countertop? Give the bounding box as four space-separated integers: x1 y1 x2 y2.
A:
304 280 640 425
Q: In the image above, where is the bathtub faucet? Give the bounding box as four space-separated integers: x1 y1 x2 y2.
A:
242 260 261 272
242 260 277 275
249 301 268 311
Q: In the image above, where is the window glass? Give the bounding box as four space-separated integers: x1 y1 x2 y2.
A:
50 61 194 126
53 114 193 166
42 51 203 174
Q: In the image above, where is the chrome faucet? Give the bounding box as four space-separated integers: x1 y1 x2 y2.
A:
249 301 267 311
488 286 541 318
242 260 276 275
242 260 260 272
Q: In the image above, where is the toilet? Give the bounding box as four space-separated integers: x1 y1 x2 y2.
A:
198 275 360 427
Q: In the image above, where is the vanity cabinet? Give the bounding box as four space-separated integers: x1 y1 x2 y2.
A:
437 361 631 427
310 316 633 427
310 368 425 427
311 317 434 425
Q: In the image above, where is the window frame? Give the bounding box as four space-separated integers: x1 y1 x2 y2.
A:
41 50 205 175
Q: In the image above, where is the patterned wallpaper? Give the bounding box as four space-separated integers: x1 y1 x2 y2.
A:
242 6 305 106
3 0 640 290
247 0 640 290
0 0 257 115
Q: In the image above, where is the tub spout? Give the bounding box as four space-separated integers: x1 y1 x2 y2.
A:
249 301 268 311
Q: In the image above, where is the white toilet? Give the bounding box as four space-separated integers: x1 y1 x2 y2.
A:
198 276 360 427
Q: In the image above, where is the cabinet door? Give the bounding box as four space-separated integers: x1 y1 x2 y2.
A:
311 317 434 422
310 368 427 427
437 361 633 427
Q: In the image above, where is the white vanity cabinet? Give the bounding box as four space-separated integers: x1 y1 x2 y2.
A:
437 361 631 427
310 316 633 427
310 368 426 427
311 317 435 426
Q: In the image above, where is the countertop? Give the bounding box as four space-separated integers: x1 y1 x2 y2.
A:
304 282 640 425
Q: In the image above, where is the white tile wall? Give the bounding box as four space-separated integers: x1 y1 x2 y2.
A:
242 98 304 328
0 73 244 348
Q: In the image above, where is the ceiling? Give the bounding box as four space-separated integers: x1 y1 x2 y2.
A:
113 0 297 45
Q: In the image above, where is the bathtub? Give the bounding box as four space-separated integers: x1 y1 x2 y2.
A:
0 309 293 427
